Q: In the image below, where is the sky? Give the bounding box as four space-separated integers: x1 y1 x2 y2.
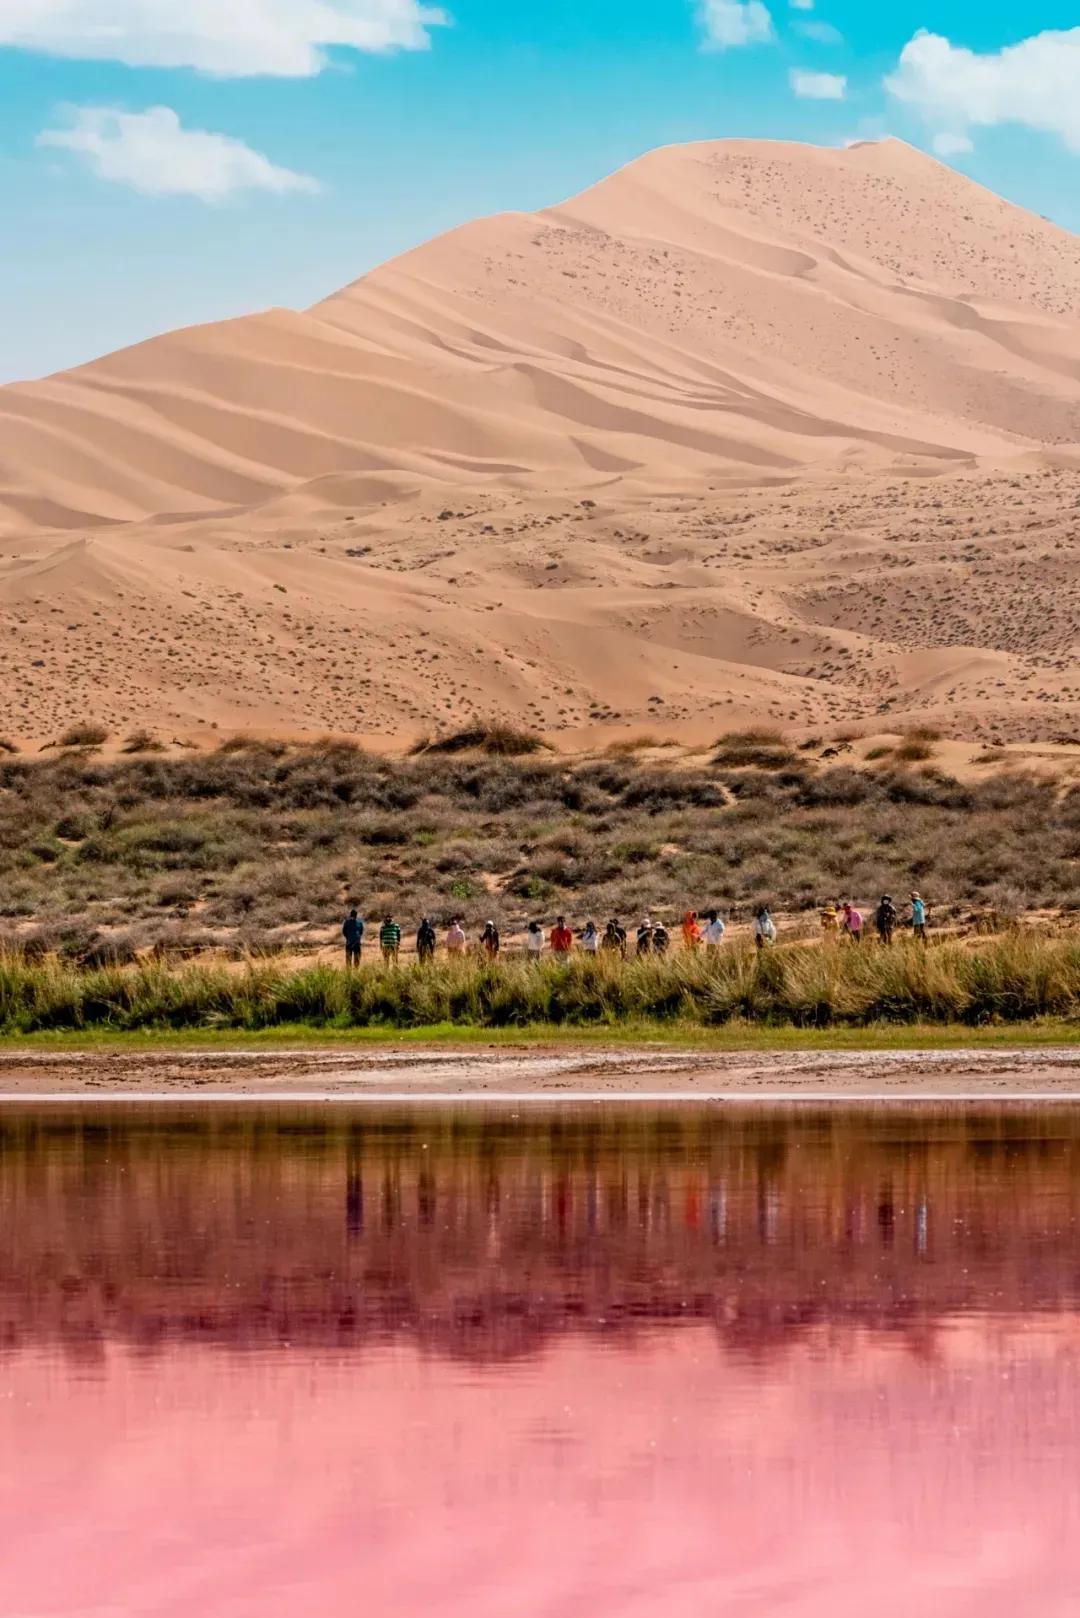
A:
1 1 1079 383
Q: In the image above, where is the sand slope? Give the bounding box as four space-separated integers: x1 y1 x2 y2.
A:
1 137 1079 745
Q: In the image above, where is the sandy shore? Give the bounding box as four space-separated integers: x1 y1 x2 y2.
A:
3 1045 1080 1100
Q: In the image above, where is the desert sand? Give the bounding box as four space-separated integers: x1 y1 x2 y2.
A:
1 136 1079 747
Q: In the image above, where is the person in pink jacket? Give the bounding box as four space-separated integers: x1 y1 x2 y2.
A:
841 902 863 944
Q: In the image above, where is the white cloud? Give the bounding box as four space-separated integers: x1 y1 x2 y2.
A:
932 131 974 156
698 0 773 50
0 0 446 76
38 105 321 201
789 0 814 10
789 68 845 100
886 27 1080 153
793 19 842 45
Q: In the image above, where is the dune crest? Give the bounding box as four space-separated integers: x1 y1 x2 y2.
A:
1 137 1079 745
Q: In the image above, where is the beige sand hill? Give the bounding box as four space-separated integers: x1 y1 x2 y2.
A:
1 136 1079 747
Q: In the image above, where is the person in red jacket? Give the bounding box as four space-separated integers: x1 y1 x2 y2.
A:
550 916 574 954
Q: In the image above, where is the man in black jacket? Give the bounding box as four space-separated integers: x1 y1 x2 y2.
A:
343 908 364 967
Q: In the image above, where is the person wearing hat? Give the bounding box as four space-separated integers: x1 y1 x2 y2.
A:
874 895 898 945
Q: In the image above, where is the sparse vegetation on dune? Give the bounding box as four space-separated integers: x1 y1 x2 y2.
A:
2 936 1080 1035
410 722 549 757
1 746 1080 959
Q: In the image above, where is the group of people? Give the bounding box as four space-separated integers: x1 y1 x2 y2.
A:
820 893 929 945
341 905 783 964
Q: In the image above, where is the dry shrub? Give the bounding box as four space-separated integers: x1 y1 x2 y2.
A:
713 728 796 770
412 723 549 758
59 723 109 750
122 730 166 754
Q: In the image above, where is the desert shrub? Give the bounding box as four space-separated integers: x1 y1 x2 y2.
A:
59 724 109 750
412 723 548 757
713 728 797 769
122 730 166 754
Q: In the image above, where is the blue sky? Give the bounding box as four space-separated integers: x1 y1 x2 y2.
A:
1 1 1078 382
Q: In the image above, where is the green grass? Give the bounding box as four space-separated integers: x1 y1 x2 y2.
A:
4 935 1080 1041
4 1017 1079 1053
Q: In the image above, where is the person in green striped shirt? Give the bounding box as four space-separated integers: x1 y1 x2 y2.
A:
379 916 401 963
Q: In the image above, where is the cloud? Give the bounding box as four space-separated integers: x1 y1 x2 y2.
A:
886 27 1080 153
932 131 974 156
789 0 814 9
698 0 773 49
789 68 845 100
0 0 447 76
793 19 843 44
38 105 321 201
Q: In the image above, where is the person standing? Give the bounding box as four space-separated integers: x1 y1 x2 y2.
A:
525 920 545 960
820 902 840 938
416 916 436 963
602 918 627 958
580 920 600 955
753 907 777 949
636 918 654 957
702 910 726 948
550 916 574 955
681 911 701 950
841 902 863 944
910 892 929 942
874 895 897 945
446 917 467 957
480 920 500 958
379 915 401 963
343 908 364 968
652 922 671 955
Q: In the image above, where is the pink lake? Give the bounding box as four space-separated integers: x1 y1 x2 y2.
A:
1 1102 1078 1616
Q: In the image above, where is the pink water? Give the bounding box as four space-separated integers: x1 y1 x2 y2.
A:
1 1104 1079 1616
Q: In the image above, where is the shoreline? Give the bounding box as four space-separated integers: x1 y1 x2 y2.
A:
4 1043 1080 1100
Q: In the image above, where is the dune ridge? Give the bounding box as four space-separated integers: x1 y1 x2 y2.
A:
1 137 1079 746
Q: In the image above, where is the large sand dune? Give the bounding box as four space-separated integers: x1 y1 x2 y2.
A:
1 137 1079 746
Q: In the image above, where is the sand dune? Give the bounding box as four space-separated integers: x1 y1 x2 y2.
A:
1 137 1079 746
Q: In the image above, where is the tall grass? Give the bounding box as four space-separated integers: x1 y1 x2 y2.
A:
2 936 1080 1035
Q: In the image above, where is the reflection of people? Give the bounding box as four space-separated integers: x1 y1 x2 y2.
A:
753 907 776 949
550 916 574 954
343 908 364 967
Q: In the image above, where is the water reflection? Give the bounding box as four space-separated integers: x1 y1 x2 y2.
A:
1 1104 1079 1615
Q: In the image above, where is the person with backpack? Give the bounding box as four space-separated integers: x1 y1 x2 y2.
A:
636 918 654 956
753 907 777 949
602 918 627 958
652 922 671 955
416 916 436 963
910 892 929 942
379 915 401 964
480 920 500 958
701 910 726 948
550 916 574 955
874 895 897 945
342 908 364 968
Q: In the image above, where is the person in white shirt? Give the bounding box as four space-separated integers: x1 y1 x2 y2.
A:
446 918 467 956
702 910 726 947
580 920 600 954
753 907 777 949
525 920 544 959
